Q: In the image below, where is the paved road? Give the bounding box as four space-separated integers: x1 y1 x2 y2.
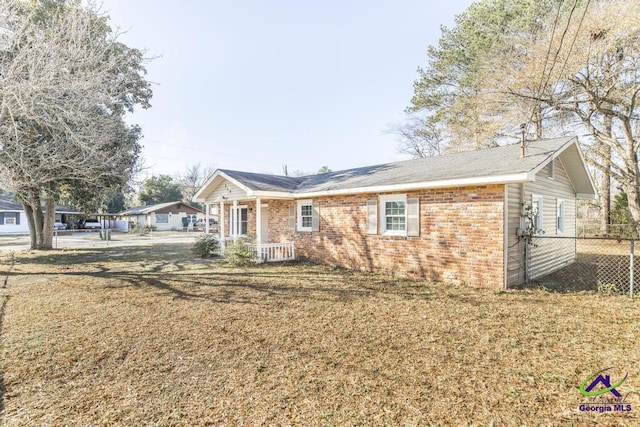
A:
0 231 200 251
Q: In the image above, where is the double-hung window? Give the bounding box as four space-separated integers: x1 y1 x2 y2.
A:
367 195 419 237
297 200 314 232
380 195 407 236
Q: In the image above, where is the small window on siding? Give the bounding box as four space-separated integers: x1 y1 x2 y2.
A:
3 212 18 225
557 199 565 234
547 160 555 179
156 213 169 224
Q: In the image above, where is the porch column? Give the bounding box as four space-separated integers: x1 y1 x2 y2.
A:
219 200 225 248
232 200 238 239
255 197 262 251
205 203 210 234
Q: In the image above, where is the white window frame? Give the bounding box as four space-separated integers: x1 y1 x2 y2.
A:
230 205 248 236
556 199 565 234
531 195 544 236
380 194 407 236
297 199 313 232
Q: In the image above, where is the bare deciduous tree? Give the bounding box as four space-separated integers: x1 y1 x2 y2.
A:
178 163 215 208
0 0 152 248
502 0 640 228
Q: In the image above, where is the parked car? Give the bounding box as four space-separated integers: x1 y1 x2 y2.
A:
53 222 67 230
79 219 102 230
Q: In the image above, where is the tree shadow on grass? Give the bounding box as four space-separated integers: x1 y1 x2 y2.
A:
6 262 435 305
0 294 7 415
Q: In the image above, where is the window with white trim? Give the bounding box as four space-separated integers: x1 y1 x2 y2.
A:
380 194 407 236
531 195 543 235
556 199 565 234
230 206 248 236
547 160 555 179
156 213 169 224
297 200 313 232
1 212 18 225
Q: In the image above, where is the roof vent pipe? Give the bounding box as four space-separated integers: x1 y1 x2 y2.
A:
519 123 527 158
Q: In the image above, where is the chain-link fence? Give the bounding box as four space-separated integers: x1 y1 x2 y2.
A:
528 236 637 296
577 221 639 238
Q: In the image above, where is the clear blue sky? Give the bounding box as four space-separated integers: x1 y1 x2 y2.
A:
100 1 475 178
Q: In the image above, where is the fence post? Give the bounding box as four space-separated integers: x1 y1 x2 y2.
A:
630 239 634 298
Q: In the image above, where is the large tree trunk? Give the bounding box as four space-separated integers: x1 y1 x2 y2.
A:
21 189 55 250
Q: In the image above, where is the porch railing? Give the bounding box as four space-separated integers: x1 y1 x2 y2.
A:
252 242 296 263
217 238 295 263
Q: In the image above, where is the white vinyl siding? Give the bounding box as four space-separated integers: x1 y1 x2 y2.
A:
505 158 577 287
205 181 247 203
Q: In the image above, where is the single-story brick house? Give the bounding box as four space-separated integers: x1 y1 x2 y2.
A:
193 137 596 289
119 201 204 231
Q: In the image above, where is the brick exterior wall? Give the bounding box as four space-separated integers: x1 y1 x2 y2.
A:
266 185 505 288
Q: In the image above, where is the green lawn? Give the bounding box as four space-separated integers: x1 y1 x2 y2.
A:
0 244 639 426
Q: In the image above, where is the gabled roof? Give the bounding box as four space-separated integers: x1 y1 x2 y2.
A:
0 193 80 213
194 137 597 201
119 201 203 215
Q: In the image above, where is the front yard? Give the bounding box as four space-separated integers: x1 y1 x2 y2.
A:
0 243 639 426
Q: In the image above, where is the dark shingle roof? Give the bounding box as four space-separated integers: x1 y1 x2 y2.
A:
0 193 79 213
221 137 575 193
0 194 22 210
119 201 203 215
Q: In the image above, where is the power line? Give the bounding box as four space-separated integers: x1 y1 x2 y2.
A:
524 0 583 140
554 0 592 86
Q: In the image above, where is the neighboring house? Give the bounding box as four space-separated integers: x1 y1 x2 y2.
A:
193 137 596 289
119 201 204 231
0 193 79 235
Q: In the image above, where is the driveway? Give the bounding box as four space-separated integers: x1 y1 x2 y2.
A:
0 230 200 251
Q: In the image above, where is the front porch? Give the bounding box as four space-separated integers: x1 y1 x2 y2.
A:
204 197 295 263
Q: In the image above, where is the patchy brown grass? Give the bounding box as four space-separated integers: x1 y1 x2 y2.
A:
1 243 640 426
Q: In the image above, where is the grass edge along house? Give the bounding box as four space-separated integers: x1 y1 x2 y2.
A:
193 137 596 289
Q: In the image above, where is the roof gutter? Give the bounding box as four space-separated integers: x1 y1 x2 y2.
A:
250 173 532 199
